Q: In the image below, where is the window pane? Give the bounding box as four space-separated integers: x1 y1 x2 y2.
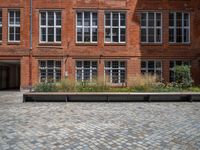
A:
48 27 54 42
16 33 20 41
76 61 82 68
84 12 90 26
56 12 61 26
84 61 90 68
83 69 90 81
47 60 54 68
184 29 189 43
120 13 126 26
148 28 154 43
84 27 90 42
120 70 125 83
184 13 189 27
56 28 61 42
92 13 97 26
141 13 146 26
112 28 119 42
41 28 46 41
92 28 97 42
105 13 111 26
112 13 119 26
41 12 46 25
48 12 54 26
156 29 161 42
112 61 119 68
141 28 146 42
148 61 154 69
156 13 161 27
77 70 82 81
120 28 126 42
169 13 174 26
112 70 119 83
148 13 154 27
105 28 111 42
77 27 82 42
176 28 182 43
141 61 146 68
0 11 2 24
0 27 2 41
77 12 82 26
169 29 174 42
176 13 182 27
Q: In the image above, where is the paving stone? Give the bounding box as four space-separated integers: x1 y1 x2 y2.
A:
0 91 200 149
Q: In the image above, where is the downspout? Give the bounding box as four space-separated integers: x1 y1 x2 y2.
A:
29 0 33 91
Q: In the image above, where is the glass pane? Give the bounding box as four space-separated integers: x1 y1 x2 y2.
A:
169 13 174 26
0 27 2 41
120 28 126 42
92 61 97 68
16 11 20 25
84 27 90 42
176 28 182 43
120 70 125 83
0 11 2 24
77 69 82 81
120 13 126 26
47 60 54 68
84 12 90 26
148 13 154 27
41 28 46 41
84 61 90 68
184 29 189 43
156 29 161 42
148 28 154 43
141 28 146 42
56 12 61 26
41 12 46 25
105 61 110 68
105 13 111 26
77 27 82 42
48 12 54 26
141 61 146 68
112 13 119 26
156 13 161 27
92 13 97 26
141 13 146 26
148 61 154 69
120 61 125 68
55 61 61 68
16 27 20 34
48 27 54 42
77 12 82 26
112 61 119 68
184 13 189 27
76 61 82 68
16 33 20 41
176 13 182 27
156 61 161 68
40 61 46 67
56 28 61 42
83 69 90 81
112 70 119 83
92 28 97 42
105 28 111 42
112 28 119 42
169 29 174 42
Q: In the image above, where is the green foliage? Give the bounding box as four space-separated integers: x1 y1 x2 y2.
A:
34 82 58 92
173 65 193 88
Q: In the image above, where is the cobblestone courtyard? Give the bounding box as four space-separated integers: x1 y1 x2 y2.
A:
0 92 200 150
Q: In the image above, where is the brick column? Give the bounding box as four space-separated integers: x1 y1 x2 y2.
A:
162 59 169 83
98 58 104 84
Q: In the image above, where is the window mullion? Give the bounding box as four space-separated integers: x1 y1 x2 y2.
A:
174 13 176 43
82 12 84 42
146 13 148 43
54 12 56 43
46 12 48 43
90 12 92 43
119 12 121 43
154 13 156 43
111 12 113 43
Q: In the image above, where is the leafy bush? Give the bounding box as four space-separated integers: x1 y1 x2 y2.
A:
34 82 58 92
173 65 193 88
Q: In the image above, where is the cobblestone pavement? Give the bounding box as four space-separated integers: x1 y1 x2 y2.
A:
0 92 200 150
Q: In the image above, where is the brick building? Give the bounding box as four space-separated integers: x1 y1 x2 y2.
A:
0 0 200 90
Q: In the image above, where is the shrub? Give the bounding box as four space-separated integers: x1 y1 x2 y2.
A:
56 79 76 92
34 82 58 92
173 65 193 88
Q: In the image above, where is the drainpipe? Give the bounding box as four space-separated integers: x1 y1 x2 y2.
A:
29 0 33 92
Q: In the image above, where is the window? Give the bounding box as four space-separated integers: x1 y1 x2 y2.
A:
105 12 126 43
169 12 190 43
141 60 162 81
8 10 20 42
0 10 2 41
105 61 126 84
76 12 98 43
76 61 98 82
40 11 61 43
141 12 162 43
169 60 190 82
39 60 61 83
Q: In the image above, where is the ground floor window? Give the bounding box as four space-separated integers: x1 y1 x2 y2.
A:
169 60 190 82
141 60 162 81
76 60 98 82
39 60 61 83
105 61 126 84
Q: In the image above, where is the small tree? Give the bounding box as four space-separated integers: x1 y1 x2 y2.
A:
173 65 193 88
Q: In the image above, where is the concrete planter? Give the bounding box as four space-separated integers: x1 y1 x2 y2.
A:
23 92 200 102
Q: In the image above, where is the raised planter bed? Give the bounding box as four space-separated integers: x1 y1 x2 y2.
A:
23 92 200 102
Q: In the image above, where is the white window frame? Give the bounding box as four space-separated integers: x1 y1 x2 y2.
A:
141 12 162 44
0 10 2 42
76 11 98 43
8 10 20 42
104 12 126 43
39 60 61 83
104 60 126 85
141 60 163 81
39 11 62 43
75 60 98 82
169 12 190 44
169 60 191 82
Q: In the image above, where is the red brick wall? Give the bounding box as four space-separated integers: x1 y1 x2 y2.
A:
0 0 199 88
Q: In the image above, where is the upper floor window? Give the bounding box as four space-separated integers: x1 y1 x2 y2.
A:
141 12 162 43
0 10 2 41
105 12 126 43
8 10 20 42
169 12 190 44
76 11 98 43
40 11 61 43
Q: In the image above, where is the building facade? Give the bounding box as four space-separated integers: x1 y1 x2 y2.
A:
0 0 200 90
